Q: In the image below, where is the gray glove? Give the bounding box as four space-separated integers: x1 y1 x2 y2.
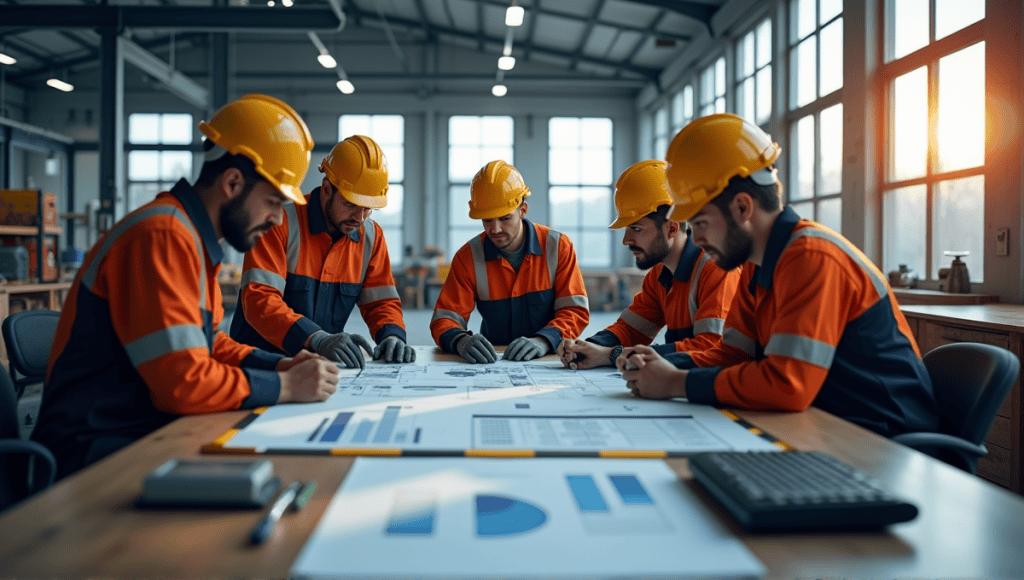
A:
309 330 373 368
502 336 549 361
373 336 416 363
455 333 498 364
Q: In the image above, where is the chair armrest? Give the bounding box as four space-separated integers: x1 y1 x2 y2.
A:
0 439 57 492
891 432 987 460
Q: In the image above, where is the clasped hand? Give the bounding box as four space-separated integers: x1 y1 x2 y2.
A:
616 345 688 399
309 330 373 368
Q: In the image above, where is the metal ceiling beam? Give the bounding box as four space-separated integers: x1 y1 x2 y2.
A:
570 0 606 71
441 0 456 29
621 0 716 35
617 9 664 81
345 3 658 80
226 71 646 85
476 2 485 52
120 38 209 109
0 6 344 31
470 0 691 43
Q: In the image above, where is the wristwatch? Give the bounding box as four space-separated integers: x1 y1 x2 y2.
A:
609 345 623 366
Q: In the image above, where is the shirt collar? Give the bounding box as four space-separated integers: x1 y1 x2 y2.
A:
673 234 702 283
170 178 223 266
749 205 802 295
307 186 361 242
483 218 541 261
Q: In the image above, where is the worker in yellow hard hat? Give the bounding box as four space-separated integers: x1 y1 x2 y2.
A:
431 160 590 363
231 134 414 368
36 95 341 480
618 113 938 438
557 160 740 370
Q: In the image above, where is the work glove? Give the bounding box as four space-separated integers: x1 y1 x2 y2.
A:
373 336 416 363
455 333 498 364
503 336 549 361
309 330 373 369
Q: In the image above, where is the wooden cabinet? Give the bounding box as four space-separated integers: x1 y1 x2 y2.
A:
900 304 1024 494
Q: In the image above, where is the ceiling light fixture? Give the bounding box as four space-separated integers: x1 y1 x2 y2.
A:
498 56 516 70
336 79 355 94
0 53 16 66
308 31 337 69
492 84 508 97
505 5 524 27
46 78 74 92
282 0 293 5
317 54 337 68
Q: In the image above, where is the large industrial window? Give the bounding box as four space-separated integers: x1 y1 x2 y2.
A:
671 85 694 134
736 18 773 126
126 113 192 212
882 0 986 283
447 115 514 260
653 106 669 160
548 117 613 268
786 0 843 233
699 57 726 116
339 114 405 266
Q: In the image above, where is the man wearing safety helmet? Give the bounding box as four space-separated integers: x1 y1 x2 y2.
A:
620 114 938 437
231 134 414 368
557 160 740 370
34 95 341 479
431 160 590 364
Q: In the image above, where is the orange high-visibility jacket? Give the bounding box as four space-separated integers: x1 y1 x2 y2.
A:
587 235 739 355
34 180 283 479
230 186 405 355
669 207 938 437
431 219 589 352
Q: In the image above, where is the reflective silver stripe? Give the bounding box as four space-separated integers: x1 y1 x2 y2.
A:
284 203 301 273
688 252 712 323
359 284 400 305
619 309 661 338
554 294 589 311
693 317 725 336
468 236 489 300
431 308 468 329
765 333 836 369
545 229 561 287
82 205 206 309
124 324 209 367
240 268 286 293
786 227 889 299
723 327 756 357
360 218 376 283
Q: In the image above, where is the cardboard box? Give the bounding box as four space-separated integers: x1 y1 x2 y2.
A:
0 190 58 227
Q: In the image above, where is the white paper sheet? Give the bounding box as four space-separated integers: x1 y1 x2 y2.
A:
290 457 765 579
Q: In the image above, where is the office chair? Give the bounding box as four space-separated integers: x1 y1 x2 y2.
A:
892 342 1020 474
0 368 56 512
2 309 61 399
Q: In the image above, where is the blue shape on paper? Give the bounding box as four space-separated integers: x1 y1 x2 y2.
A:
609 475 654 505
320 412 353 443
373 406 401 443
385 512 435 535
351 420 374 443
475 495 547 537
567 475 609 512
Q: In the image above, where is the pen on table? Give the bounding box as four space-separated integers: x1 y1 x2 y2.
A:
291 481 317 510
251 480 301 545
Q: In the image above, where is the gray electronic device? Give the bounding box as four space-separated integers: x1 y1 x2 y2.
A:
137 459 280 508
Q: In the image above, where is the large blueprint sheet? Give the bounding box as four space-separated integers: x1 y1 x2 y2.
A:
211 360 784 456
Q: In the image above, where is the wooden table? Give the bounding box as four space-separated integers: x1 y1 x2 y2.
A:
2 351 1023 579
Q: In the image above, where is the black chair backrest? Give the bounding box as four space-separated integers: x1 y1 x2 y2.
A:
2 309 61 398
923 342 1020 445
0 368 56 512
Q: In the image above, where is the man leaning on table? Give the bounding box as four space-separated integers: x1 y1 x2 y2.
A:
557 160 740 370
430 160 590 364
230 134 414 368
33 95 340 480
620 113 939 438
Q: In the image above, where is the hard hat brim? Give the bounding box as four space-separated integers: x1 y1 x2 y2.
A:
340 188 387 210
279 183 308 205
608 214 640 229
668 202 700 222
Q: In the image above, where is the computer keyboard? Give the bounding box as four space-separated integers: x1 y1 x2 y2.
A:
688 451 919 532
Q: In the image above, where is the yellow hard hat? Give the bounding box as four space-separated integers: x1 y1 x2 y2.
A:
609 160 674 229
199 94 313 206
469 160 531 219
665 113 781 222
319 135 389 209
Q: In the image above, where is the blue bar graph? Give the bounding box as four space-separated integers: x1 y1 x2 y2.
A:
373 406 401 443
320 412 354 443
566 475 609 512
351 420 374 443
609 475 654 505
